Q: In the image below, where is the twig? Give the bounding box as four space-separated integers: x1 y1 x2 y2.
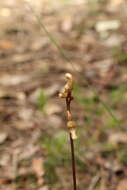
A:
87 174 100 190
69 133 77 190
59 73 77 190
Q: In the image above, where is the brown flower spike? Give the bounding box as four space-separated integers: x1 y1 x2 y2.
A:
59 73 77 190
59 73 77 140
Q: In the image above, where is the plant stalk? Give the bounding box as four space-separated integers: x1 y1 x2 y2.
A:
69 132 77 190
66 94 77 190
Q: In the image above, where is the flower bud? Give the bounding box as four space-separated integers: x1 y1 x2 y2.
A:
67 120 76 129
70 128 77 140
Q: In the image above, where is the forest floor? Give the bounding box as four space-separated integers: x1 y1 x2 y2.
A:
0 0 127 190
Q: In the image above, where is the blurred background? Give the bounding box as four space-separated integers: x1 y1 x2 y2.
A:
0 0 127 190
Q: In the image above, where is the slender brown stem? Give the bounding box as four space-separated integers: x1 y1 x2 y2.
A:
69 132 77 190
66 93 77 190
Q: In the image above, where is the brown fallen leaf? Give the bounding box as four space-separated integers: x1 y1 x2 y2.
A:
38 185 49 190
32 157 45 186
0 40 15 50
0 74 29 86
107 0 124 12
109 0 124 7
44 103 61 115
0 177 12 185
117 179 127 190
0 132 8 144
108 132 127 144
60 15 72 32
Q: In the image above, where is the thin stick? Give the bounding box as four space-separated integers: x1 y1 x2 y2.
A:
69 133 77 190
66 93 77 190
